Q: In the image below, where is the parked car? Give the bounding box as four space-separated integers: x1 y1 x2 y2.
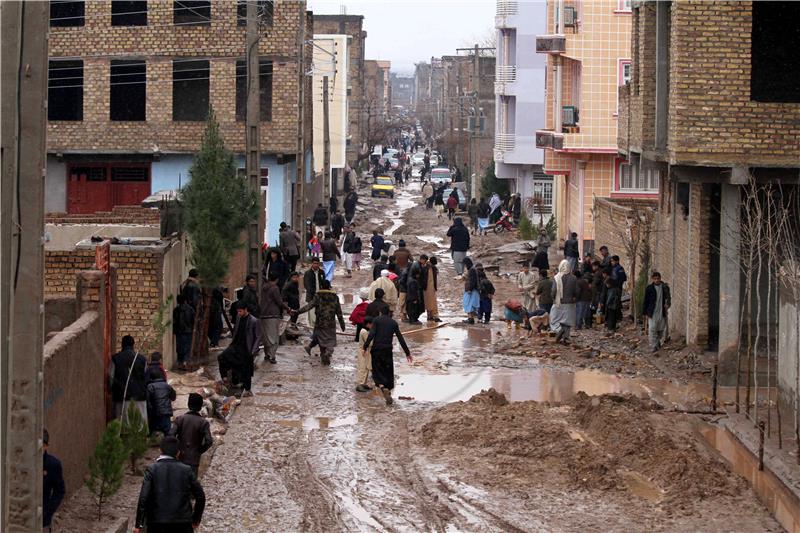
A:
411 153 426 165
429 167 452 186
430 155 439 166
371 176 395 198
442 187 468 211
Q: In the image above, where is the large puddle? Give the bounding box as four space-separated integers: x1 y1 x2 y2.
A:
700 424 800 532
385 186 420 236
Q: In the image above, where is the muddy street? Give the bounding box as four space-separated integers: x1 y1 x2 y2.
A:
199 180 780 532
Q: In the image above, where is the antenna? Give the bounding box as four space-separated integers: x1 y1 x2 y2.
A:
340 4 347 14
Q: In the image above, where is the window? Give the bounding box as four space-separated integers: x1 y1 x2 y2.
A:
237 0 274 27
48 60 83 121
618 160 659 192
50 1 85 27
619 60 632 86
112 167 149 181
617 0 632 12
112 1 147 26
235 59 273 121
172 60 209 121
751 1 800 103
110 60 146 121
173 1 210 25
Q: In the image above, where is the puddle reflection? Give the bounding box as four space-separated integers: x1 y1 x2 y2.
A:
274 414 358 431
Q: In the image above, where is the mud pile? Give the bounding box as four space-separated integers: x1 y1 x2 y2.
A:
418 391 748 508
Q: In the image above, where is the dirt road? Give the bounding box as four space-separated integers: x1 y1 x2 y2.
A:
196 181 780 532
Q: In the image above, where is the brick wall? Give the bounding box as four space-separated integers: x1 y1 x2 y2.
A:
668 1 800 166
46 205 160 224
593 197 658 282
625 2 656 153
47 0 308 155
652 180 711 346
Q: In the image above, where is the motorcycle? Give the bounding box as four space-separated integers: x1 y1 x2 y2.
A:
493 210 515 234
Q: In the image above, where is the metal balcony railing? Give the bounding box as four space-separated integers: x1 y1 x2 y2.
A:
496 0 518 16
495 65 516 83
494 133 515 152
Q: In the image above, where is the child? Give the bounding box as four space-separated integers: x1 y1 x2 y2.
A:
351 234 363 271
604 278 621 333
172 393 213 476
575 272 593 330
355 317 373 392
309 231 322 257
405 273 423 325
350 288 370 341
145 351 168 384
146 370 176 436
477 267 495 324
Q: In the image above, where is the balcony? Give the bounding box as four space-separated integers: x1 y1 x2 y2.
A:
493 133 516 161
495 0 518 28
494 65 517 95
536 34 566 54
535 130 564 150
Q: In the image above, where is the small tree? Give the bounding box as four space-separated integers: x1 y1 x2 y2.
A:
479 162 509 201
86 420 127 520
518 211 535 240
121 403 150 475
182 110 259 364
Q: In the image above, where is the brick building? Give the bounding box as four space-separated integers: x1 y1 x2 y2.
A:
390 73 414 109
536 0 634 252
363 59 392 150
46 0 314 246
617 0 800 367
313 14 366 164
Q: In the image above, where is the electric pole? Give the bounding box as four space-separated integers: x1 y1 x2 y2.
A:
293 4 306 253
322 75 331 204
1 1 48 529
246 0 264 277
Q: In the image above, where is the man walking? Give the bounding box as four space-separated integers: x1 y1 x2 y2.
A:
446 217 470 277
180 269 201 310
321 231 340 283
134 436 205 533
279 222 301 273
218 306 261 397
344 191 358 224
43 429 65 533
109 335 148 422
342 226 357 277
294 280 346 365
363 307 413 405
462 257 480 324
313 202 329 236
564 232 580 273
369 269 398 309
260 271 291 364
418 255 441 322
172 295 194 370
550 260 579 344
642 271 671 353
237 273 259 316
303 257 325 328
370 230 385 261
517 262 537 311
172 393 213 476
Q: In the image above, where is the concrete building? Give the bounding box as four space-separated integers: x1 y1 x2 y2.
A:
363 59 392 148
617 1 800 394
312 34 348 199
535 0 633 251
313 14 366 164
390 73 414 109
46 0 314 246
494 0 551 219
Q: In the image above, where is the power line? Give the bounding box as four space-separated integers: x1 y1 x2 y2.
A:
47 71 273 90
48 48 297 62
48 3 264 23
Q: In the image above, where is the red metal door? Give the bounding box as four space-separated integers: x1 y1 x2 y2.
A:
67 166 111 214
111 165 150 206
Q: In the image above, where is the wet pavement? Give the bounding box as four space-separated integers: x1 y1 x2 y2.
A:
197 178 783 532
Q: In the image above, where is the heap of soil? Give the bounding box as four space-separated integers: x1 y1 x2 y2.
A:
417 392 747 508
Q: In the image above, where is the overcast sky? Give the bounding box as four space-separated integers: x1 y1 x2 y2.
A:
308 0 497 75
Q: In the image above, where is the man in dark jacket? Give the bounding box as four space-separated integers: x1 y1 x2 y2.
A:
172 294 195 369
564 232 580 273
218 306 261 397
43 429 65 532
234 274 259 318
172 393 213 476
294 280 346 365
446 217 470 276
366 288 391 320
260 271 291 364
313 203 329 235
282 271 301 323
642 271 671 352
344 191 358 224
321 232 341 282
329 195 338 216
110 335 148 422
134 436 205 533
370 231 385 261
363 307 413 405
535 269 554 313
146 373 176 436
180 269 201 310
303 257 325 328
331 210 346 240
462 257 480 324
279 223 301 273
372 254 388 281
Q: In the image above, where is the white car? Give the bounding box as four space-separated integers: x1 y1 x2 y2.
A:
411 153 426 165
430 155 439 166
429 167 452 186
389 157 399 169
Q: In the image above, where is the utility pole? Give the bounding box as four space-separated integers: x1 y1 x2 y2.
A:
246 0 263 278
1 1 48 530
472 44 481 197
293 4 306 252
322 75 331 204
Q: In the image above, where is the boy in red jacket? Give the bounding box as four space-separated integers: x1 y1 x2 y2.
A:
349 287 370 341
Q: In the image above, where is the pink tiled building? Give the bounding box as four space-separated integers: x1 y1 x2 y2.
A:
536 0 640 252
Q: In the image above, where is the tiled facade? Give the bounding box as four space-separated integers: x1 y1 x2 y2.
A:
537 0 634 251
46 0 314 246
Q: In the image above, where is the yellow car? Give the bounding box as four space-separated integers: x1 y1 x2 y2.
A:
371 176 395 198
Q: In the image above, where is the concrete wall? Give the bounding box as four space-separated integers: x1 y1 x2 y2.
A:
778 282 799 421
45 224 160 251
45 155 67 214
160 240 184 369
45 296 77 338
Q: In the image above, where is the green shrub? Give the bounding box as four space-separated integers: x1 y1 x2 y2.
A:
86 420 127 520
121 403 150 475
545 217 558 241
518 211 535 240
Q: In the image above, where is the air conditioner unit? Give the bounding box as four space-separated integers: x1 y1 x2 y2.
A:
562 106 578 127
535 131 553 148
563 6 577 27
